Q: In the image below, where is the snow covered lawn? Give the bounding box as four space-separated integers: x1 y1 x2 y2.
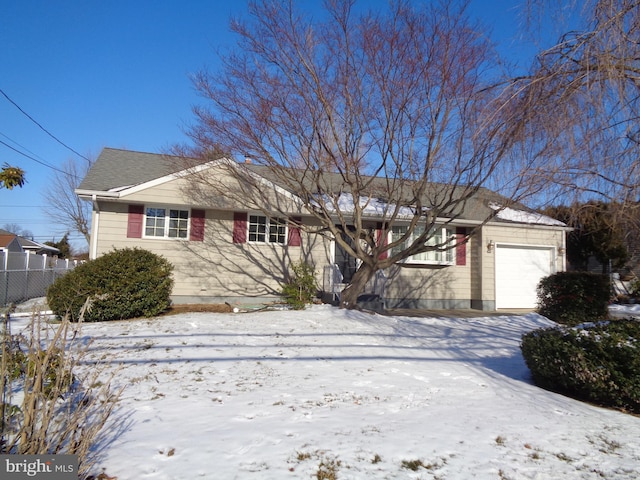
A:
15 305 640 479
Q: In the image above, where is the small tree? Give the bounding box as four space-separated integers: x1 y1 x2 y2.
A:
45 233 72 259
281 262 318 309
542 202 629 272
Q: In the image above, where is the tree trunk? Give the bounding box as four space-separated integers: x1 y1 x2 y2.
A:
339 263 375 309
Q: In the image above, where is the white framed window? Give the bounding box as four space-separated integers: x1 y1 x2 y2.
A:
145 207 189 239
390 225 454 264
249 215 287 244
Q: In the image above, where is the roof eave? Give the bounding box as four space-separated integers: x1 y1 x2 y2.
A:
75 189 121 199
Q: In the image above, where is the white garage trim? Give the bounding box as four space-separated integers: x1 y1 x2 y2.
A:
495 244 556 309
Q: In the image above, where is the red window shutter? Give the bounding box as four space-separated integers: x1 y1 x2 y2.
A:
377 222 388 259
190 209 205 241
288 217 302 246
456 227 466 266
127 204 144 238
233 212 247 244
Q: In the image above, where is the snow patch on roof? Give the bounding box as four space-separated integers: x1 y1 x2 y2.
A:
314 193 416 217
489 202 566 226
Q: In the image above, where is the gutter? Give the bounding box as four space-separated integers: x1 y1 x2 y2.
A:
75 189 121 199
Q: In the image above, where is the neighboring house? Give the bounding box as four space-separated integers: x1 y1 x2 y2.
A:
0 229 60 256
0 234 23 253
76 147 570 310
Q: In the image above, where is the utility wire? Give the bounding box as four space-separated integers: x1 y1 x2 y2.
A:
1 205 49 208
0 87 89 161
0 139 67 174
0 131 79 179
0 132 75 178
1 130 54 167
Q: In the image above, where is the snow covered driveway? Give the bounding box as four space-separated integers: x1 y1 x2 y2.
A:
69 305 640 479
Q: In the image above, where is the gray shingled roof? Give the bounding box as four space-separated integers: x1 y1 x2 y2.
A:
243 163 518 223
77 148 192 191
79 147 565 226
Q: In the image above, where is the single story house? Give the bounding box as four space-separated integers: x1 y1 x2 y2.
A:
76 147 569 310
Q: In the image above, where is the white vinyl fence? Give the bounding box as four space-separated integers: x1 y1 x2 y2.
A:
0 251 79 306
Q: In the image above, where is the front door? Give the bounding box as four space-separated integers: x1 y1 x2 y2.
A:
334 226 358 283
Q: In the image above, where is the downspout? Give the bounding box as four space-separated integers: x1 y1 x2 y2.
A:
91 194 100 260
562 229 567 272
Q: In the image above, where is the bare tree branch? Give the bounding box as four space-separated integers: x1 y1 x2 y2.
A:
43 157 93 246
179 0 551 307
509 0 640 211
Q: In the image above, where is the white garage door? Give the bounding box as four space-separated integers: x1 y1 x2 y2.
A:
495 245 554 309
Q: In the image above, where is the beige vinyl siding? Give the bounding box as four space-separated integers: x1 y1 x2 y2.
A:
383 223 565 309
120 180 190 205
383 234 473 308
119 164 303 214
93 201 332 302
170 213 331 300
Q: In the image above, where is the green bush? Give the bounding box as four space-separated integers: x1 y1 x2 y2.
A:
47 247 174 321
630 278 640 298
537 271 610 325
281 261 318 310
521 320 640 413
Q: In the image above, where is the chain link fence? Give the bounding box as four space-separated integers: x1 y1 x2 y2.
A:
0 251 79 306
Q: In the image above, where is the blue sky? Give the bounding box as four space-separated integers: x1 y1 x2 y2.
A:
0 0 554 251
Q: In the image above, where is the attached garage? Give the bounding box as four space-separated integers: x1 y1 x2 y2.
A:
495 244 555 309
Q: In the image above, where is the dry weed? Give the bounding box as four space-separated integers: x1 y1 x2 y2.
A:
1 305 124 479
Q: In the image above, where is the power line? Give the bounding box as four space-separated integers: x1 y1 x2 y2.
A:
0 130 51 166
0 139 67 174
0 87 89 161
0 131 83 181
1 205 49 208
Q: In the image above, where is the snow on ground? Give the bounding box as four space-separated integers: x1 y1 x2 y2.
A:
9 304 640 479
610 303 640 319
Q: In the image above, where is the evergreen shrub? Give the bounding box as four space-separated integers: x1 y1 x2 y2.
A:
47 247 173 321
537 271 610 325
521 320 640 413
281 261 318 309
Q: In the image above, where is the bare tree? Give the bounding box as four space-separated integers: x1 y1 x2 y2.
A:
509 0 640 212
181 0 543 308
2 223 34 240
42 157 93 246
